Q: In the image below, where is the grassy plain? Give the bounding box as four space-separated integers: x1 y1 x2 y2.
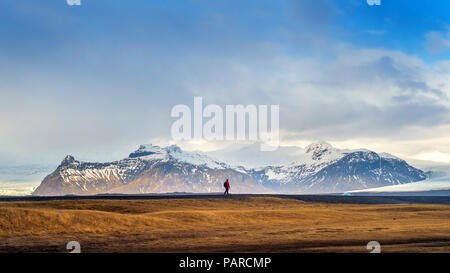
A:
0 197 449 252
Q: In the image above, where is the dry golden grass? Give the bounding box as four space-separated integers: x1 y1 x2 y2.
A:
0 197 449 252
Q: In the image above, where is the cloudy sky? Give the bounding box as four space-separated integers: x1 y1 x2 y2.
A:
1 0 450 165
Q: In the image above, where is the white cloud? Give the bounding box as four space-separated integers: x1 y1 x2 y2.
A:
175 46 450 159
411 151 450 163
425 30 450 54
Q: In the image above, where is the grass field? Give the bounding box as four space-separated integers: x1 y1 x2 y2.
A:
0 196 449 253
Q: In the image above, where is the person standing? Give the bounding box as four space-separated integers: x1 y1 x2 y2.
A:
224 179 230 196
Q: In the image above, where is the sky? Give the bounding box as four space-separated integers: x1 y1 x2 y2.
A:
1 0 450 165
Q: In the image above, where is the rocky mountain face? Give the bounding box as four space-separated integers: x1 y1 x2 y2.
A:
250 142 426 193
33 145 268 196
33 142 427 196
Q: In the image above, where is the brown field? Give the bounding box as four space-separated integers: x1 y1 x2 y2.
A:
0 197 449 253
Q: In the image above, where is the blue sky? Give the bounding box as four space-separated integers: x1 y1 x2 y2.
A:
3 1 450 66
1 0 450 164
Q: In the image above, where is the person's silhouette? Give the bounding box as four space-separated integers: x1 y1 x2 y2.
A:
223 179 230 196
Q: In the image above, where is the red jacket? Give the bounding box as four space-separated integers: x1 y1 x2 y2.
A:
225 180 230 189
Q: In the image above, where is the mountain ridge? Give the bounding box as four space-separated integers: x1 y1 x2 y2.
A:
32 142 427 196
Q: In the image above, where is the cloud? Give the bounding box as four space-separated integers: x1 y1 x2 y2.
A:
411 151 450 163
425 30 450 54
2 35 450 163
178 47 450 151
1 0 450 164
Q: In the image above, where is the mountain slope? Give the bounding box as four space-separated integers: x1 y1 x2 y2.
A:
249 143 426 193
32 155 148 196
33 145 269 196
33 142 427 196
294 151 426 193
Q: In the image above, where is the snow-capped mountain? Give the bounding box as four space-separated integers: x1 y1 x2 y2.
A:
250 141 362 185
33 144 268 196
129 144 230 169
33 142 427 196
250 142 426 193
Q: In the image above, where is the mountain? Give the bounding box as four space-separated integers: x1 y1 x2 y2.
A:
33 142 427 196
247 142 426 193
33 145 269 196
0 164 56 196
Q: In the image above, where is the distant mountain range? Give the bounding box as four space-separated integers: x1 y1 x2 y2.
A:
32 142 427 196
0 164 55 196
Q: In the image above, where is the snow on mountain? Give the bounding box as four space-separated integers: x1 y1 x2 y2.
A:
129 144 229 169
251 141 354 185
128 144 169 161
349 176 450 194
302 141 343 164
379 152 402 160
295 151 426 193
249 142 426 193
33 144 267 196
32 141 427 196
208 141 403 173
